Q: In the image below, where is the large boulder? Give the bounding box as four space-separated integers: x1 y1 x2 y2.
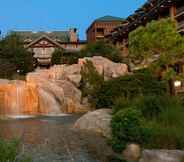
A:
123 144 141 162
139 150 184 162
74 109 112 137
55 80 83 113
79 56 128 80
27 73 86 114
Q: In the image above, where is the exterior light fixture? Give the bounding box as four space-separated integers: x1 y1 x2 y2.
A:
174 80 182 88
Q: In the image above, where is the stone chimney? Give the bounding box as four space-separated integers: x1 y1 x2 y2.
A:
69 28 78 42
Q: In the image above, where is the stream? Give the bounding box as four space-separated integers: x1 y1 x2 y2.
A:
0 115 113 162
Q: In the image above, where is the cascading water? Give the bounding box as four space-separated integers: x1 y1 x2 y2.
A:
0 66 83 117
38 88 62 115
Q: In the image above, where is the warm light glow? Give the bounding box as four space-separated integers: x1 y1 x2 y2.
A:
174 80 182 87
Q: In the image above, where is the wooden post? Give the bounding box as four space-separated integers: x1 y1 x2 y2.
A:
170 5 176 20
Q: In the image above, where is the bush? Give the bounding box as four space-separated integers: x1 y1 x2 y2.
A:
112 97 132 114
113 95 184 150
51 49 63 65
0 33 34 76
80 60 104 106
60 52 80 64
111 108 151 152
146 96 184 149
0 58 17 79
93 71 167 108
79 41 122 63
0 139 32 162
107 155 128 162
135 95 164 120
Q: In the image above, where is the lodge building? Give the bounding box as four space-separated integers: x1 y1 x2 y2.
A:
106 0 184 56
86 16 125 43
14 29 86 66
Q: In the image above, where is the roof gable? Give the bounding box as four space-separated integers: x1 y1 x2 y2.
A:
26 35 63 49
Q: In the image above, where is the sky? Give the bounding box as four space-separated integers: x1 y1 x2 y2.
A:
0 0 146 40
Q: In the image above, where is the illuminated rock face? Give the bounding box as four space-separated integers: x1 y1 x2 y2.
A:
0 56 128 116
0 80 39 115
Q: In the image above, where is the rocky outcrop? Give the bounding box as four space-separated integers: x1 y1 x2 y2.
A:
123 144 141 162
79 56 128 80
0 56 128 116
74 109 112 138
0 80 39 115
139 150 184 162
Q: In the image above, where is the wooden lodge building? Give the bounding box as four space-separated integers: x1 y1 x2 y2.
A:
106 0 184 56
14 29 86 66
86 16 125 43
106 0 184 95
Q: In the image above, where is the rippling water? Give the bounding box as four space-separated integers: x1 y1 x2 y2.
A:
0 115 113 162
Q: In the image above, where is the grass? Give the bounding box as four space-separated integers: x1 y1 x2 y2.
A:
0 138 32 162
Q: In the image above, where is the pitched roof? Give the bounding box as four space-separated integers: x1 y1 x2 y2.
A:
12 31 70 43
95 15 124 22
86 15 125 33
26 35 64 49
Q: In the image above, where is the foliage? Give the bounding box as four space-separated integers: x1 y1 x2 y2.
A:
51 49 63 65
79 41 122 62
107 155 128 162
0 138 32 162
135 95 164 120
60 52 80 64
93 70 167 108
129 18 184 78
0 33 34 77
0 58 17 79
80 60 104 105
146 96 184 149
111 108 151 152
112 95 184 150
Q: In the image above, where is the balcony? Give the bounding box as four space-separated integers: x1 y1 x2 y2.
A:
176 6 184 18
34 53 52 59
177 20 184 33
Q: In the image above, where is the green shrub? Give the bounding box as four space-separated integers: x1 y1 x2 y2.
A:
80 60 104 103
60 52 82 65
135 95 164 120
79 41 122 63
107 155 128 162
0 139 32 162
0 33 34 77
94 71 167 108
146 96 184 149
111 108 151 152
112 97 132 114
51 49 63 65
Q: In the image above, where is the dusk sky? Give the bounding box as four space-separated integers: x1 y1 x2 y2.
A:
0 0 146 39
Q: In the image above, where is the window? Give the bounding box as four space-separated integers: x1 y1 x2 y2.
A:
96 28 104 36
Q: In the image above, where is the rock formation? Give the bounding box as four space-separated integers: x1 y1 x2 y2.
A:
79 56 128 80
74 109 112 138
0 56 128 116
140 150 184 162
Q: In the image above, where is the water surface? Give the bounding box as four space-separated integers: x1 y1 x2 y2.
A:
0 115 113 162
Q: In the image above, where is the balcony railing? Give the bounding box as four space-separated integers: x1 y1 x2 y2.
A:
177 20 184 32
96 32 104 37
34 53 52 59
176 6 184 17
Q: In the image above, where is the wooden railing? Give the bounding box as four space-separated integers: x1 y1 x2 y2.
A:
177 20 184 32
176 6 184 17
